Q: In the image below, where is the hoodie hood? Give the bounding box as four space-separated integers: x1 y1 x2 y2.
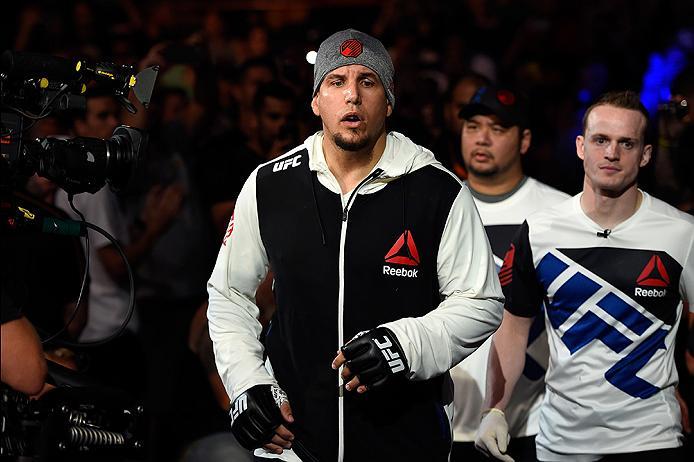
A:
304 131 442 195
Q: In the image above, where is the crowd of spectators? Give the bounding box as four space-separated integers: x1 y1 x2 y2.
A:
5 1 694 199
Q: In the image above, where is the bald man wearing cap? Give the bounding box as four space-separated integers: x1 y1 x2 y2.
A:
207 29 504 461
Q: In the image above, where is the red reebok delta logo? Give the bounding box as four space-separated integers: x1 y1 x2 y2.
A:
384 230 420 266
636 255 670 287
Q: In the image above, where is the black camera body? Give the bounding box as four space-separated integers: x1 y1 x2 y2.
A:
1 50 158 194
1 51 157 460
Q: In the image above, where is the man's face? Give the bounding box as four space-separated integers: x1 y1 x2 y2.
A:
576 105 651 195
258 96 293 149
461 114 529 177
76 96 120 139
311 64 392 152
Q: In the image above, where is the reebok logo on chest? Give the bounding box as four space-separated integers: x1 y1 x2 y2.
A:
383 230 420 278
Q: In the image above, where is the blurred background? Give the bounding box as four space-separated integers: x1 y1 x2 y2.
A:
4 0 694 201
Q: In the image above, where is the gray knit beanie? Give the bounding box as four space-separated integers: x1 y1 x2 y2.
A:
313 29 395 108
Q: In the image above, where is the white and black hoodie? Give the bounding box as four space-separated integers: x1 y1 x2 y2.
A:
207 131 504 461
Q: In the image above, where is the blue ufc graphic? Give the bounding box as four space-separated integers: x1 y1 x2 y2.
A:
536 252 667 399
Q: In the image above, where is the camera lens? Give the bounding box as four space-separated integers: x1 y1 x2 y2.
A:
33 126 147 195
106 126 147 192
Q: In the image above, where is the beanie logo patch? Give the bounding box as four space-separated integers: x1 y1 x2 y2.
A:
340 39 363 58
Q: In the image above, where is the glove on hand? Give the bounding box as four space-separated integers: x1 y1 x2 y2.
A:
340 326 409 389
230 384 288 450
474 408 514 462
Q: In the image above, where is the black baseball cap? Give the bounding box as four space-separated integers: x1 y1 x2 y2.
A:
459 85 529 128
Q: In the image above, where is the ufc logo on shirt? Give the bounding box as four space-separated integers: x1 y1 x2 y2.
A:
273 154 302 172
374 336 406 373
538 251 672 399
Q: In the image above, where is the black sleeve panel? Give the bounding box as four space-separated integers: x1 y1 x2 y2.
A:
500 220 545 318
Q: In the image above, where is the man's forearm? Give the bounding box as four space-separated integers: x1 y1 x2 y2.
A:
207 286 276 401
484 311 534 410
382 294 503 381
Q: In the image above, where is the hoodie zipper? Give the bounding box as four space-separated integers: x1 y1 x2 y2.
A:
341 169 383 221
337 168 383 462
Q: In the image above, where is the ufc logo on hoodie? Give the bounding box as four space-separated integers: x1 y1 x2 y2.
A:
273 154 302 172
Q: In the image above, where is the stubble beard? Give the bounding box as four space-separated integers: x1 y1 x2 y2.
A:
467 163 500 178
463 154 501 178
334 131 370 152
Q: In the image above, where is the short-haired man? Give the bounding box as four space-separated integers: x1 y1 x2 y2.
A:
207 29 504 461
451 86 569 461
476 91 693 461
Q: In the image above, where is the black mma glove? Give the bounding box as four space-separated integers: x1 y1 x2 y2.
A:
340 326 409 389
229 384 288 450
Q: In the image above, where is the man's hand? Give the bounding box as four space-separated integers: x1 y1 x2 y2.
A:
230 384 295 454
141 183 184 237
474 408 514 462
332 327 408 393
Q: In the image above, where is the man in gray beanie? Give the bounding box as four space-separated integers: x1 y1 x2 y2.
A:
208 28 503 461
312 29 396 109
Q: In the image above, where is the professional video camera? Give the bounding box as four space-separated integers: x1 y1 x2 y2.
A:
1 51 158 461
1 50 158 194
